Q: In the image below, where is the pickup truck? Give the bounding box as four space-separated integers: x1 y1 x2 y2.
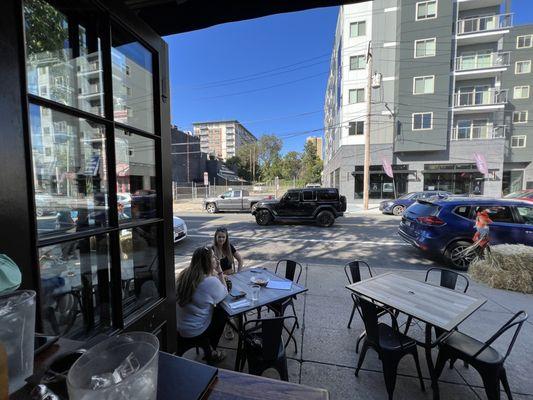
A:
204 190 269 213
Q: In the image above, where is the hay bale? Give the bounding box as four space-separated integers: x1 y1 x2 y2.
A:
470 244 533 294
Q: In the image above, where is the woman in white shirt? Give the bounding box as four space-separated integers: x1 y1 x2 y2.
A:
176 246 228 362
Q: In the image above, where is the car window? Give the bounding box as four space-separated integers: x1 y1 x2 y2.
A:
453 206 471 218
475 206 515 223
242 190 249 196
517 206 533 224
302 190 316 201
285 191 300 201
222 191 232 198
233 190 241 198
317 189 337 201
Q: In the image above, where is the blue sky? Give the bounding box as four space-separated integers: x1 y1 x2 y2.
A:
166 1 533 154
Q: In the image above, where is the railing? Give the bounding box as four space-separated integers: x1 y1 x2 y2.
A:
457 13 513 35
451 125 506 140
455 52 510 71
453 89 508 107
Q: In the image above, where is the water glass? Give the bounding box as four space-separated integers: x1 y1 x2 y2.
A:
251 285 260 301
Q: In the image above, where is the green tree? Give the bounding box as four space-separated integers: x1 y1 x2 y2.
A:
301 141 323 184
24 0 68 55
236 143 260 181
225 156 253 182
281 151 302 180
257 134 283 181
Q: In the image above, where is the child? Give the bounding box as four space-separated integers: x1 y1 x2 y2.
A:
473 209 493 254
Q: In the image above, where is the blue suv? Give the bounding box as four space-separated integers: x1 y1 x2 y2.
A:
398 197 533 270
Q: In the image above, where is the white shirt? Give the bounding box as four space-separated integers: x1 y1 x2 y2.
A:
176 275 228 338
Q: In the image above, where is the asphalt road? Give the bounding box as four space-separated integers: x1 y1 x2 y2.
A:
173 211 443 271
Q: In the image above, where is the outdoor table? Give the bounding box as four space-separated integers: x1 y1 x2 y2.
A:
346 272 486 400
220 268 308 371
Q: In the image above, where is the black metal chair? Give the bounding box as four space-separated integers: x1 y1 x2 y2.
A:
344 260 373 329
241 316 296 381
435 311 528 400
176 333 214 364
354 296 425 400
266 260 302 353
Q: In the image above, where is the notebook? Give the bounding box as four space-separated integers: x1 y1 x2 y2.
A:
266 280 292 290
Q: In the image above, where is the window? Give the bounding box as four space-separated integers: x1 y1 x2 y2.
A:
349 121 365 135
318 189 338 201
285 191 299 201
55 76 64 86
349 88 365 104
302 190 316 201
511 135 527 148
413 75 435 94
517 35 533 49
39 85 48 96
232 190 241 198
475 206 515 223
43 127 50 135
412 112 433 130
517 206 533 224
350 55 366 70
414 38 436 58
454 206 471 219
416 1 437 20
514 85 530 99
513 111 528 123
515 60 531 74
350 21 366 37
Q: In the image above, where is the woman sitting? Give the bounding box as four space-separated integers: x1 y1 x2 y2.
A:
176 246 228 363
212 227 243 274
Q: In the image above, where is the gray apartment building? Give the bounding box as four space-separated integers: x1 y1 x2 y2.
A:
323 0 533 201
192 120 257 161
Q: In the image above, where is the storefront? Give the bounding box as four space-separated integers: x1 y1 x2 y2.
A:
422 164 486 195
352 165 411 199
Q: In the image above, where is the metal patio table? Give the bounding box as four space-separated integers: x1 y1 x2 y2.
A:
220 268 307 371
346 272 486 400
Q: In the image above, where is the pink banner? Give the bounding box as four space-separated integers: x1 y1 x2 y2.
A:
473 153 488 175
382 158 394 178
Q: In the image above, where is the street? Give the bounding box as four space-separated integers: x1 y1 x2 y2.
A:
173 211 442 272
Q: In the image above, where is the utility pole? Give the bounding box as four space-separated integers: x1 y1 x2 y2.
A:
363 41 373 210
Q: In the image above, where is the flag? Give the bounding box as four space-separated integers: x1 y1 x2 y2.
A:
473 153 488 175
382 157 393 178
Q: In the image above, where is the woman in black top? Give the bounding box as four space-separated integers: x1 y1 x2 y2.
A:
212 227 243 274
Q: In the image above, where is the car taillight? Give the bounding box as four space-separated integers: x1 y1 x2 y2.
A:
416 216 445 226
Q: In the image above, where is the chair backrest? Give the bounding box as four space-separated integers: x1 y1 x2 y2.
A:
243 316 296 360
344 261 373 285
425 267 469 293
275 260 302 283
357 296 403 350
474 311 528 362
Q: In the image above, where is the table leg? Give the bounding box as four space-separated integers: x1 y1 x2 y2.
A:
234 314 243 371
425 323 440 400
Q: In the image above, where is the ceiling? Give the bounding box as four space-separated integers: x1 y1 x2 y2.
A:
122 0 365 36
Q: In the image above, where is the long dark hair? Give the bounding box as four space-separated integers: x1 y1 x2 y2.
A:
212 227 234 267
176 247 214 306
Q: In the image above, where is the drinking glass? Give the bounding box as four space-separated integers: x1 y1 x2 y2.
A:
251 285 260 301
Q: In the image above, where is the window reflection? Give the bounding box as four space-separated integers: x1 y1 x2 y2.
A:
30 104 109 237
115 128 157 221
120 225 160 317
39 235 111 337
24 0 104 116
112 27 154 133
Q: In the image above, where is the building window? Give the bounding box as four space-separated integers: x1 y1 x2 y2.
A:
513 111 528 123
511 135 527 148
349 121 364 135
514 85 530 99
515 60 531 74
413 75 435 94
517 35 533 49
414 38 436 58
349 88 365 104
412 112 433 130
350 55 366 70
350 21 366 37
416 1 437 20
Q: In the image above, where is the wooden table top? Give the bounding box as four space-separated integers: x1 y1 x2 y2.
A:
346 272 486 331
220 269 307 317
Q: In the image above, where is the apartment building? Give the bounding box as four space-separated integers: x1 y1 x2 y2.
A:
307 136 324 160
192 120 257 161
323 0 533 201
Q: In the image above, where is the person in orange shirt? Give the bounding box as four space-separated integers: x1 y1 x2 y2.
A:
473 209 493 251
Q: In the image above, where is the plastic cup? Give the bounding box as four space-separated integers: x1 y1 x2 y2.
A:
0 290 36 394
251 285 260 301
67 332 159 400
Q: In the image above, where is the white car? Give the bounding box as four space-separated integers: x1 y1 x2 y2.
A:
173 216 187 243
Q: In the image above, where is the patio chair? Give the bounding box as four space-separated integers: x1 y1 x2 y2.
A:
435 311 528 400
176 333 214 364
242 316 297 381
266 259 302 353
354 296 425 400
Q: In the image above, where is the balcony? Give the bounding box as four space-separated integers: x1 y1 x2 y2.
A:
456 13 512 45
454 52 510 79
453 89 507 112
451 125 506 140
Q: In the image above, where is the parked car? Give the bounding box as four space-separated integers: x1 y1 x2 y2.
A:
398 197 533 270
504 189 533 203
380 191 452 216
203 189 268 213
252 188 347 227
173 216 187 243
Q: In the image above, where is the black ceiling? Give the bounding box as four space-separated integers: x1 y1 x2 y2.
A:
123 0 365 36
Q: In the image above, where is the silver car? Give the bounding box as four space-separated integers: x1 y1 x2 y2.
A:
204 189 268 213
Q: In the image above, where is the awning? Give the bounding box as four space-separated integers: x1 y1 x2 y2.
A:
351 170 417 175
422 168 498 174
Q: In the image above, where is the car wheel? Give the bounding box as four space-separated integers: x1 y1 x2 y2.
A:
206 203 217 214
251 203 258 213
316 210 335 227
445 241 476 271
255 210 272 226
392 205 405 216
36 208 44 217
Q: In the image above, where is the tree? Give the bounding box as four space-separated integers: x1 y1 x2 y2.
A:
301 141 323 184
281 151 302 180
225 156 253 182
236 143 260 181
24 0 68 55
257 134 283 181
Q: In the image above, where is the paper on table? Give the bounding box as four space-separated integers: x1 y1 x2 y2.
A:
266 280 292 290
228 298 252 309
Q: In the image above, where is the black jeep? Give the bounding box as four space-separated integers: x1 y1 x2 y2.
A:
252 188 347 227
